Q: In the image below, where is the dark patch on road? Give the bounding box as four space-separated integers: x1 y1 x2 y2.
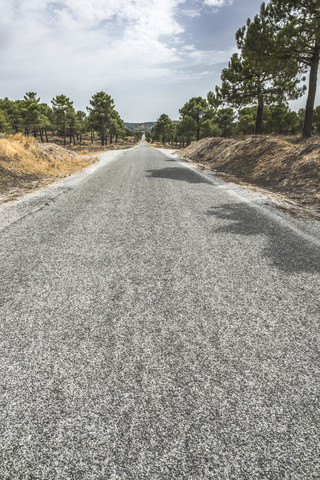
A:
146 166 212 184
206 202 320 274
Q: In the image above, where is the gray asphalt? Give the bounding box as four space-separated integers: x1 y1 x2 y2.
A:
0 142 320 479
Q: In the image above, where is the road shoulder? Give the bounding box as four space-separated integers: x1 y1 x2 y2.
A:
0 149 126 232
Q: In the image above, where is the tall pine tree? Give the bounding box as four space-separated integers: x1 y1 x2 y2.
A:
218 12 303 134
263 0 320 137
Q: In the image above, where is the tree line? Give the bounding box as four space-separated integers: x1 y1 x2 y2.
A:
151 0 320 145
0 91 130 145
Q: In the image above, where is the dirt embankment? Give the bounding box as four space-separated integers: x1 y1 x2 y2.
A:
177 136 320 213
0 134 98 201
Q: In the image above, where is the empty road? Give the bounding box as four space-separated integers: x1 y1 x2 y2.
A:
0 142 319 479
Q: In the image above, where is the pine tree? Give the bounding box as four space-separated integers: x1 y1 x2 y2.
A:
263 0 320 137
87 92 114 146
152 114 174 145
218 12 304 134
52 95 74 145
179 97 210 141
176 117 197 146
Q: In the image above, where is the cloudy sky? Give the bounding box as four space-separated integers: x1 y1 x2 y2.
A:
0 0 316 121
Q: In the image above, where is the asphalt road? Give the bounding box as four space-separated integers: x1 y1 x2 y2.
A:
0 142 319 479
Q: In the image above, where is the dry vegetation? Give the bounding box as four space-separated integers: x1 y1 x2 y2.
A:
150 141 175 149
0 134 97 200
177 135 320 213
65 141 136 156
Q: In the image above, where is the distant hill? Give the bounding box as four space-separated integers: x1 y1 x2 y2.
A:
125 122 155 132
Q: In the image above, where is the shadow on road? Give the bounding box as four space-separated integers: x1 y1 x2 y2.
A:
206 203 320 274
146 167 212 184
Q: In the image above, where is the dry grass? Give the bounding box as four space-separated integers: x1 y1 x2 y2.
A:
64 137 137 156
70 144 134 156
0 133 97 197
150 141 178 149
177 135 320 212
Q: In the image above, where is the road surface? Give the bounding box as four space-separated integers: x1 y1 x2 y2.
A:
0 142 319 479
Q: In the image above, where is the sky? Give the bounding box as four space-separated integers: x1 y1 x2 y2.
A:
0 0 319 122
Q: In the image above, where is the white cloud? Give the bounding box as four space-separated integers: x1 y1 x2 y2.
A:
0 0 184 75
183 46 234 66
0 0 235 118
180 7 201 17
203 0 233 7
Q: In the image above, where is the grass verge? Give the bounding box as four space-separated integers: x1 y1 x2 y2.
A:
0 134 99 201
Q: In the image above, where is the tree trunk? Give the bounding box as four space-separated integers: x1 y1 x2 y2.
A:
101 120 105 145
73 135 76 146
255 95 264 134
39 128 44 143
115 135 118 144
110 134 113 144
45 128 48 142
303 45 320 138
